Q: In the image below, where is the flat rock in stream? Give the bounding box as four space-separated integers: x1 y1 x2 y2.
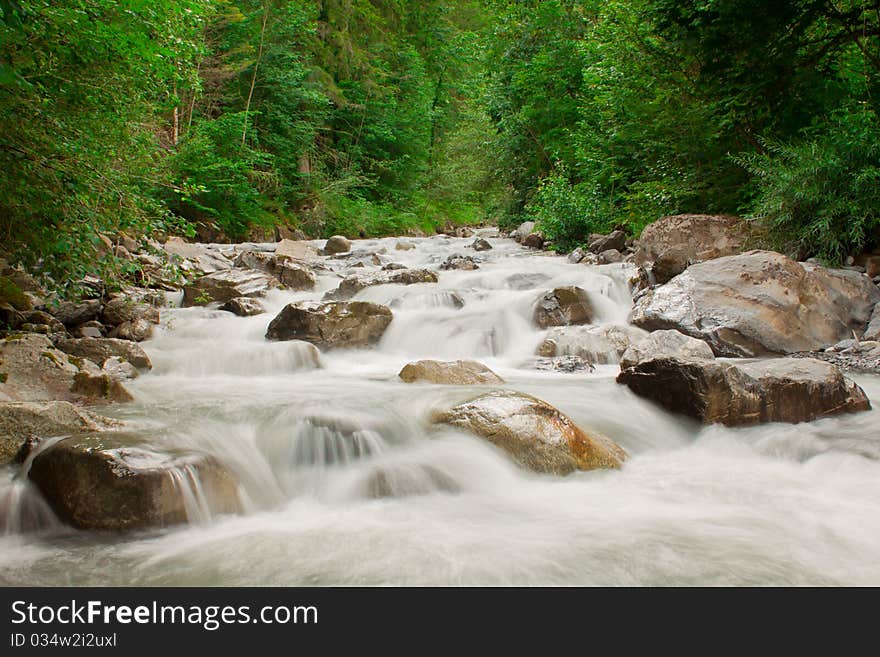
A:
182 269 278 307
265 301 393 349
55 337 152 370
617 356 870 426
0 401 120 465
28 432 241 531
399 360 504 385
323 269 438 300
433 390 626 475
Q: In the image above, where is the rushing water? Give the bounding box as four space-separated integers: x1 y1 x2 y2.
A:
2 232 879 586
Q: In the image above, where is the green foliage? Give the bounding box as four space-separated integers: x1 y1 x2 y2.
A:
527 172 614 250
0 276 28 311
165 112 277 239
736 106 880 264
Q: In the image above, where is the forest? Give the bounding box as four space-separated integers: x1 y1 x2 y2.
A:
1 0 879 294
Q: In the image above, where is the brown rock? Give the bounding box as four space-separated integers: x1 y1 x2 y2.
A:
635 214 749 283
182 269 278 307
265 301 393 349
55 337 152 370
533 286 594 328
617 356 870 426
399 360 504 385
433 390 626 475
28 433 241 531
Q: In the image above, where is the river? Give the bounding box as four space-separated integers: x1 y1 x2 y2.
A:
2 231 879 585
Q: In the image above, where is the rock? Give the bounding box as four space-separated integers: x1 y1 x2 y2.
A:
73 321 104 338
0 401 119 465
0 303 24 330
101 357 139 381
398 360 504 385
440 255 479 271
619 329 715 369
55 337 152 370
265 301 393 349
362 463 459 498
110 318 154 342
0 334 83 402
395 241 415 251
28 433 241 531
277 261 316 290
275 225 308 241
512 221 535 242
71 370 133 403
274 239 320 262
533 286 595 328
617 356 870 426
635 214 748 283
220 297 265 317
537 325 647 364
531 356 595 373
234 250 316 290
163 237 232 275
325 269 438 300
567 247 586 264
51 299 103 327
323 235 351 255
382 262 407 271
101 296 160 328
865 304 880 341
432 390 626 475
597 248 622 264
182 269 278 307
522 232 544 249
22 311 65 334
629 250 880 356
471 238 492 252
588 230 627 254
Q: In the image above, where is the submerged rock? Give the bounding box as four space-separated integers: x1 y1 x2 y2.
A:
630 250 880 356
617 356 870 426
362 463 459 499
433 390 626 475
533 286 595 328
635 214 748 283
440 255 479 271
28 432 241 531
265 301 393 349
398 360 504 385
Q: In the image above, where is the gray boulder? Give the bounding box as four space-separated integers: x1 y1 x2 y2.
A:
630 250 880 356
182 269 278 307
533 286 595 328
619 329 715 369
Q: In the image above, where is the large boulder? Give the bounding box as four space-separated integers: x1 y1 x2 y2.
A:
537 325 647 364
617 356 870 426
274 239 321 262
432 390 626 475
522 232 545 249
635 214 748 283
51 299 103 327
265 301 393 349
323 235 351 255
0 334 137 404
619 329 716 370
182 269 278 307
55 337 152 370
28 433 241 531
630 250 880 357
0 401 119 465
325 269 438 300
533 286 595 328
398 360 504 385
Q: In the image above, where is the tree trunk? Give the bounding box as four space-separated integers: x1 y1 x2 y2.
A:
242 3 270 147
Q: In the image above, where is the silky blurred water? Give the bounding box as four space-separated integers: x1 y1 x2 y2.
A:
1 232 878 586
